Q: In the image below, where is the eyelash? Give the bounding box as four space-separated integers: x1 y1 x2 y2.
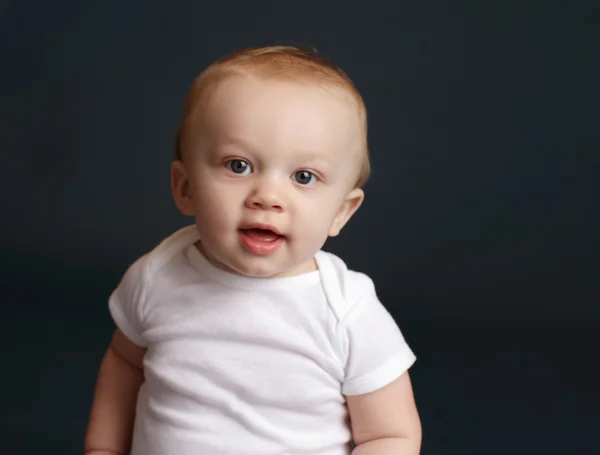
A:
224 158 252 175
223 159 320 186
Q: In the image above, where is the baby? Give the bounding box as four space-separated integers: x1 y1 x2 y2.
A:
84 46 421 455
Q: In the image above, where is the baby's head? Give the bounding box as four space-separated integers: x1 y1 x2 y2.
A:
171 46 370 278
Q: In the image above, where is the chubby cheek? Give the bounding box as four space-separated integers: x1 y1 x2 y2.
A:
191 181 239 233
296 198 338 242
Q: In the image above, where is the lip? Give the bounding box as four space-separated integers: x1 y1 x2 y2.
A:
238 225 285 255
238 222 284 237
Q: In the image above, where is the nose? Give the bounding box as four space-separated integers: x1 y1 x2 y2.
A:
245 177 284 212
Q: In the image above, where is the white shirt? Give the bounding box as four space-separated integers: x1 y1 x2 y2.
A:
109 226 416 455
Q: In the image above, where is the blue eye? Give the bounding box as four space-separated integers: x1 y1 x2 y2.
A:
225 159 251 174
293 170 316 185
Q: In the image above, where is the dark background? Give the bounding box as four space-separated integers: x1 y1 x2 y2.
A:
1 0 598 453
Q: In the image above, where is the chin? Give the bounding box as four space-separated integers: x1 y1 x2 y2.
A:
234 263 284 279
232 256 303 278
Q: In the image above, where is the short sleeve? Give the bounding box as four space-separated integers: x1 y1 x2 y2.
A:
341 276 416 396
108 254 150 347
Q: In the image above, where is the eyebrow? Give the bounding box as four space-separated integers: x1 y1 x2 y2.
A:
293 151 334 170
214 136 334 168
212 136 253 152
204 137 254 162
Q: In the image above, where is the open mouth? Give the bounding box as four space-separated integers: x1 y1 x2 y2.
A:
238 226 285 255
238 228 283 242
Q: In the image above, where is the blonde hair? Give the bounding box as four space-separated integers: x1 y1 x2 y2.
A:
175 45 371 188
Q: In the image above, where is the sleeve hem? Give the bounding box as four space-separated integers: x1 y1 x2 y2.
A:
108 295 147 347
342 346 416 396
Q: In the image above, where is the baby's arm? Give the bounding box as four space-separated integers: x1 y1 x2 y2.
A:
84 329 146 455
346 372 421 455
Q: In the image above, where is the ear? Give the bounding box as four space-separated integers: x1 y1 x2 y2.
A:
329 188 365 237
171 160 195 216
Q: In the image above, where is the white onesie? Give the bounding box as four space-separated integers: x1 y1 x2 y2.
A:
109 225 416 455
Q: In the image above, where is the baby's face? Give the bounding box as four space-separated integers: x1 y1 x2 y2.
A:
176 75 365 278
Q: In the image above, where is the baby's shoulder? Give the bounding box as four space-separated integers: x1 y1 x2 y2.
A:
316 251 378 320
120 225 200 289
145 225 199 272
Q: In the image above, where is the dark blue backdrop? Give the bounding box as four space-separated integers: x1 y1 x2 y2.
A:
1 1 598 453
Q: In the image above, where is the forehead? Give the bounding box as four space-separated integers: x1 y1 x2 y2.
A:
195 75 364 161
